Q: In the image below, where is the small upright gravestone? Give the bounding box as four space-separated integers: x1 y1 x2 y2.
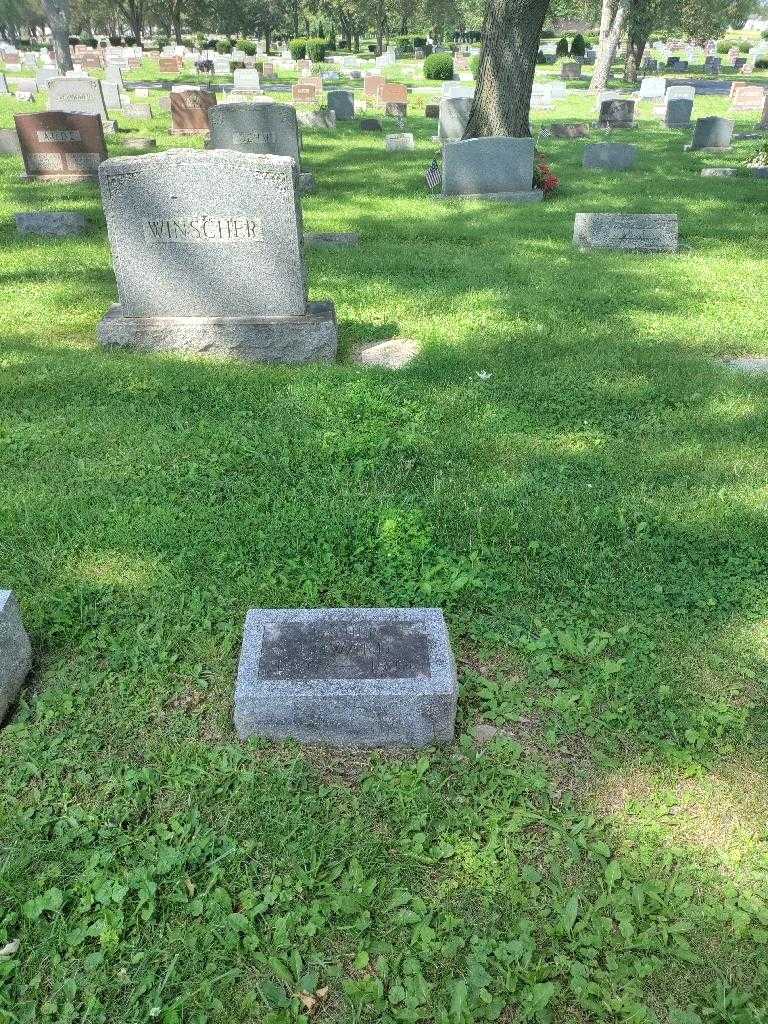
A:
573 213 679 252
438 96 472 142
97 150 338 363
598 98 635 128
15 112 106 181
171 89 216 134
687 116 734 151
639 76 666 99
48 77 116 133
234 607 458 747
442 137 543 202
561 62 582 80
665 97 693 129
326 89 354 121
0 590 31 725
208 102 301 166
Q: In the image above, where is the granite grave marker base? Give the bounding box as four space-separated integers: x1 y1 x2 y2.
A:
234 608 458 747
0 590 32 725
16 212 88 236
99 300 338 363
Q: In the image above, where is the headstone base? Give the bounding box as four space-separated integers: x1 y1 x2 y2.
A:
299 171 316 194
98 300 338 363
438 189 544 203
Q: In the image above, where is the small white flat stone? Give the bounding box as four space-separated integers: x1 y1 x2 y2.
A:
355 338 421 369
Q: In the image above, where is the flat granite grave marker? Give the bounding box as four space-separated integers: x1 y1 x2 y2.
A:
97 149 337 362
385 132 414 151
583 142 638 170
0 590 31 725
15 111 106 181
171 89 216 134
16 211 88 236
234 607 458 747
48 76 116 133
442 136 542 201
573 212 678 252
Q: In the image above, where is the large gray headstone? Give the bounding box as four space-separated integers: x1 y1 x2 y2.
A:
598 98 635 127
689 116 734 150
583 142 638 170
573 213 679 252
327 89 354 121
442 136 540 199
234 607 458 747
208 102 301 166
438 96 472 142
0 590 31 724
48 76 112 128
99 149 307 318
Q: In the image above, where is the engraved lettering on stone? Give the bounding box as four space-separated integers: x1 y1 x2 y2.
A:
141 215 263 244
37 129 81 143
28 152 64 171
233 131 275 145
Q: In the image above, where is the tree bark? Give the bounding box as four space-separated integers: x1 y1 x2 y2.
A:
588 0 625 94
41 0 73 73
624 33 646 83
462 0 550 139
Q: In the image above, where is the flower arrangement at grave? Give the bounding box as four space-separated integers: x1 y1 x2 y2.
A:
533 159 559 198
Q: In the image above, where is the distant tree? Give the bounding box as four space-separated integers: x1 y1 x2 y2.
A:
41 0 73 69
588 0 625 92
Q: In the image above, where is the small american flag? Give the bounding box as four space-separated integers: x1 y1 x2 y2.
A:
425 158 442 190
537 126 552 142
395 113 406 130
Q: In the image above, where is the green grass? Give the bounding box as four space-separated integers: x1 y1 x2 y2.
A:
1 59 768 1024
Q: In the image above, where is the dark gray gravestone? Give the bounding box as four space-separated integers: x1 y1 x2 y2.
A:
688 116 734 151
583 142 637 170
442 136 542 201
0 590 31 724
327 89 354 121
598 98 635 128
208 101 301 165
665 97 693 128
235 608 458 747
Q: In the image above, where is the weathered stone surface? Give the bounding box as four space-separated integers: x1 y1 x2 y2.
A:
15 211 88 236
327 89 354 121
297 108 336 129
99 300 338 363
170 88 216 133
731 85 766 111
583 142 637 170
360 117 382 132
122 103 152 119
573 212 679 252
123 136 157 149
438 96 472 142
425 103 439 119
560 62 582 80
688 116 734 151
0 590 31 725
48 76 115 132
209 102 301 166
598 98 635 128
15 111 106 180
232 68 261 94
298 171 316 193
354 337 420 368
97 149 337 361
234 607 458 747
665 97 693 128
0 128 21 155
638 76 667 99
701 166 737 177
723 356 768 373
442 136 541 200
550 122 589 139
304 231 360 248
385 132 414 151
752 166 768 179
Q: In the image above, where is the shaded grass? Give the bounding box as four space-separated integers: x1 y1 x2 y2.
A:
0 60 768 1024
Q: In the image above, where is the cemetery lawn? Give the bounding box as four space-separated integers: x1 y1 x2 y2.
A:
2 65 768 1024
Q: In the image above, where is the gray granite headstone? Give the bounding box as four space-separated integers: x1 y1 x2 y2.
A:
234 607 458 747
16 211 88 235
101 79 123 110
583 142 637 170
48 76 115 132
36 66 57 90
442 136 542 201
598 98 635 127
0 590 31 724
665 97 693 128
688 116 734 151
208 102 301 166
327 89 354 121
0 128 21 155
573 212 678 252
97 149 337 362
438 96 472 142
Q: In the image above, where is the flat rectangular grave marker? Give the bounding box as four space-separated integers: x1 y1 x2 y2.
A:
235 608 458 747
573 212 678 252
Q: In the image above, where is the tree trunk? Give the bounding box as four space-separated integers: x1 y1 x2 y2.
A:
265 28 271 54
588 0 625 93
462 0 550 139
41 0 73 73
172 4 182 44
624 33 646 83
